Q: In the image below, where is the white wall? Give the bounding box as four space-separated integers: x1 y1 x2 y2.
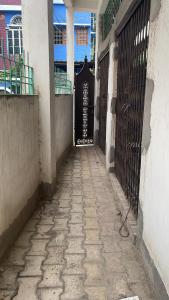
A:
140 0 169 294
54 95 73 172
22 0 55 186
0 96 39 238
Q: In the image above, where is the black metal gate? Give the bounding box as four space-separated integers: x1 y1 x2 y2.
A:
99 52 109 153
115 0 151 215
75 59 94 145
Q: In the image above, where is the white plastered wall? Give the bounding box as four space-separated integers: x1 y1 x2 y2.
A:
22 0 55 185
139 0 169 294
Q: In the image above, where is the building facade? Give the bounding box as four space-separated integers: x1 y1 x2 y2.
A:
0 0 96 73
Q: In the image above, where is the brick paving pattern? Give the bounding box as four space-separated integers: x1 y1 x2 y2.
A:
0 148 155 300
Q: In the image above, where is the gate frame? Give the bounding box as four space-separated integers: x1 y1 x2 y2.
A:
114 0 151 216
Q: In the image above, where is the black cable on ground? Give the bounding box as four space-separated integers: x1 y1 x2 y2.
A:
117 203 132 238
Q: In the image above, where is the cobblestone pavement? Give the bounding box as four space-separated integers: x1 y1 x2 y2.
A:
0 147 155 300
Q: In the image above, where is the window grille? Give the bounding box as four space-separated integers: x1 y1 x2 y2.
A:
7 15 23 55
54 26 66 44
102 0 122 40
76 27 88 45
54 72 72 95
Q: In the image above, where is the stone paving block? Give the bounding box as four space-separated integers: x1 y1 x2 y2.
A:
73 174 81 178
27 239 49 256
84 197 96 207
64 254 85 275
13 277 40 300
71 203 83 213
14 231 34 248
66 237 85 254
39 265 63 288
100 223 118 237
59 192 71 199
0 290 16 300
53 219 68 231
1 247 27 266
72 195 83 203
48 231 68 247
85 217 98 229
84 191 95 197
85 230 102 245
20 256 45 277
85 245 102 262
85 286 107 300
69 223 84 237
44 247 65 265
38 216 54 225
61 275 87 300
72 178 81 184
0 266 22 290
38 288 63 300
70 212 83 224
103 253 126 273
41 204 58 216
102 236 120 253
56 207 70 217
72 190 83 196
84 262 104 286
62 175 72 181
58 200 71 208
32 225 53 239
85 207 97 218
124 260 147 282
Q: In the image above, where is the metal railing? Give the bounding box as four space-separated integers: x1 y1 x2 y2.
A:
102 0 123 40
54 72 72 95
0 51 34 95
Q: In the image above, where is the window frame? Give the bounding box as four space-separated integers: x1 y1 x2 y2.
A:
54 25 66 45
76 27 88 46
7 15 22 56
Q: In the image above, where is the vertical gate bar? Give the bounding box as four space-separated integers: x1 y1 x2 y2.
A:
115 0 151 215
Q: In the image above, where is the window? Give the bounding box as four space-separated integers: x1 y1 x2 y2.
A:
76 27 88 45
7 15 23 55
54 26 66 45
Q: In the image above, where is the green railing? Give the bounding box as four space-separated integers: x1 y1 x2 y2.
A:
0 52 34 95
102 0 123 40
54 72 72 95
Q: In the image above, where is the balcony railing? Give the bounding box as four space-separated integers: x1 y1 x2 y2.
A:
54 72 72 95
0 52 34 95
102 0 123 40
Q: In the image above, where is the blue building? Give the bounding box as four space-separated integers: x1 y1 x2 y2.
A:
53 0 95 73
0 0 95 73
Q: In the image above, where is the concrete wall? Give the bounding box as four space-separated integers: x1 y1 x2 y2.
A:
0 95 40 258
22 0 56 193
139 0 169 297
54 95 73 172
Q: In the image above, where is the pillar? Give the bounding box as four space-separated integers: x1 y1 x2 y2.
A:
22 0 56 194
66 7 74 86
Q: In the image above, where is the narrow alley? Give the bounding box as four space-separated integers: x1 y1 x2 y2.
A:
0 147 154 300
